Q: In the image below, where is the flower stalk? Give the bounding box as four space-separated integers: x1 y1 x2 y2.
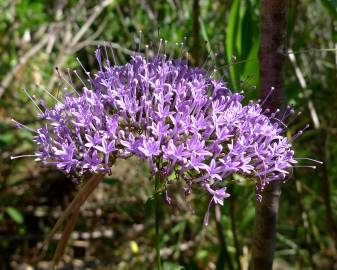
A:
154 173 162 269
35 173 105 266
252 1 287 269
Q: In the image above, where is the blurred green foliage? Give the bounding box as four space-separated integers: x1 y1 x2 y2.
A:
0 0 336 269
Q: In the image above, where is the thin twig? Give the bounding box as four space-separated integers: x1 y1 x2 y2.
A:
288 49 320 129
46 0 116 91
69 0 115 47
72 40 136 56
0 34 51 98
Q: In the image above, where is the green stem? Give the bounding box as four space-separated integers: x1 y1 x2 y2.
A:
154 173 162 270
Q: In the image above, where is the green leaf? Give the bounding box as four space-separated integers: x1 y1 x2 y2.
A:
144 195 155 216
241 37 260 94
162 262 185 270
241 202 255 230
321 0 337 18
103 177 119 186
226 0 241 90
0 132 14 147
240 1 253 60
167 170 177 181
5 207 24 224
196 249 208 260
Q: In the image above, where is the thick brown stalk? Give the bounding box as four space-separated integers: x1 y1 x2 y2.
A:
229 187 241 270
252 1 287 270
52 209 80 269
34 173 105 265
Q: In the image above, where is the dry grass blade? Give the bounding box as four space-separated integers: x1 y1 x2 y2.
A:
34 173 105 264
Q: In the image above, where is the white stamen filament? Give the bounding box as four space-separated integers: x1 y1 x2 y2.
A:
23 89 43 113
293 165 317 169
56 67 79 95
38 85 61 103
11 119 37 133
260 86 275 107
11 154 37 160
295 158 323 164
73 70 87 88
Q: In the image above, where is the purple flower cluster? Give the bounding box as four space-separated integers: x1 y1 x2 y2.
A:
27 49 298 205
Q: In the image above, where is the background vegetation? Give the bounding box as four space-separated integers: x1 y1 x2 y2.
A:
0 0 336 269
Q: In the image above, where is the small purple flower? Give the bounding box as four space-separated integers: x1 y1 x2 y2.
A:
186 135 212 157
207 186 231 206
83 150 103 173
52 142 77 173
85 132 102 148
120 133 140 154
205 159 222 181
138 137 161 157
188 153 209 172
150 121 170 140
162 139 188 161
94 138 116 155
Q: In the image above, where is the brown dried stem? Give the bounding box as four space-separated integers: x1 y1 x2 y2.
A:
34 173 105 268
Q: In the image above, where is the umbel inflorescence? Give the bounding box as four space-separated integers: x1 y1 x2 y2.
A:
13 42 315 214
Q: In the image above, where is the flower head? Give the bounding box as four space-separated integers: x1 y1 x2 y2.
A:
15 45 306 210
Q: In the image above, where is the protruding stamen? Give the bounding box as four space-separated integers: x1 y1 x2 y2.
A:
271 117 287 128
23 88 43 113
32 95 47 111
76 57 94 88
157 38 163 57
76 57 89 74
291 124 309 141
183 35 187 43
270 108 280 119
287 111 302 126
103 41 110 66
293 165 317 169
56 67 78 94
138 30 142 53
145 44 149 61
11 154 37 160
281 105 292 120
260 87 275 107
211 69 217 78
179 42 184 60
73 70 87 88
37 84 61 103
295 158 323 164
164 40 168 55
66 68 74 85
95 47 103 71
207 52 218 73
108 43 117 65
11 119 37 133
